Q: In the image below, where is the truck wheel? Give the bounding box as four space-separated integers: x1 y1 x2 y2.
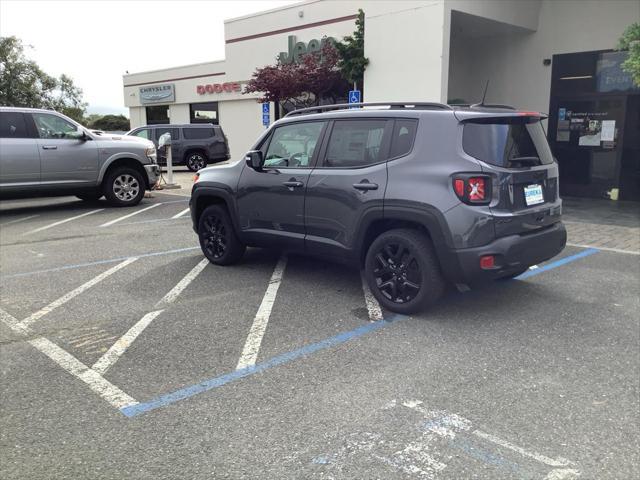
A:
365 229 445 314
102 168 145 207
198 205 245 265
186 152 207 172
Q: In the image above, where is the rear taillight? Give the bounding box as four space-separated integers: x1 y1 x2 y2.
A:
452 175 491 205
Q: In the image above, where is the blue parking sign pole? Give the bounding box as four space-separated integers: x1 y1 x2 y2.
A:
262 103 270 127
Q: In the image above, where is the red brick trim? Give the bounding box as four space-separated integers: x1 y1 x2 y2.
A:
124 72 225 88
225 13 358 44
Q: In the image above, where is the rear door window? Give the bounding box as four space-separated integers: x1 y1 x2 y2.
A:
324 119 388 167
463 118 554 167
183 127 214 139
0 112 31 138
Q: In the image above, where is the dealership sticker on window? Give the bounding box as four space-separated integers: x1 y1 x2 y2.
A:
524 184 544 206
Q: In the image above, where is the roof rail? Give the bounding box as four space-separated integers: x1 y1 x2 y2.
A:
469 103 516 110
284 102 453 118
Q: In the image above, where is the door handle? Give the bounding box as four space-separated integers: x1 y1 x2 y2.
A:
283 181 304 188
42 145 58 150
353 181 378 191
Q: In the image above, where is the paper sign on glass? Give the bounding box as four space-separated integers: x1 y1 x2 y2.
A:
600 120 615 142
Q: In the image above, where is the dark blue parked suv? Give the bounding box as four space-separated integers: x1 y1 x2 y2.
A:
189 102 566 314
127 123 229 171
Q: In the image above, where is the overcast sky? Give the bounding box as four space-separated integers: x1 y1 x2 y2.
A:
0 0 297 116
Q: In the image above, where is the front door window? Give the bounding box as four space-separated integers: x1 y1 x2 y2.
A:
263 122 324 168
32 113 77 139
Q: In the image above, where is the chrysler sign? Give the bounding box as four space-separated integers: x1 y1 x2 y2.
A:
139 84 175 104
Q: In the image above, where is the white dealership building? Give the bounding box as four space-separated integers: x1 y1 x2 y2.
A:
123 0 640 200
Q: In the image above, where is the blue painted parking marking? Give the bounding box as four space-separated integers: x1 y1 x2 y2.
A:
516 248 599 280
121 313 407 417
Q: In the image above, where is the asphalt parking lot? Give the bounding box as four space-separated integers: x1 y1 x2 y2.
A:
1 190 638 479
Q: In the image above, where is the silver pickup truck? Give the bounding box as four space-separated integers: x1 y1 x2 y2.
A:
0 107 160 206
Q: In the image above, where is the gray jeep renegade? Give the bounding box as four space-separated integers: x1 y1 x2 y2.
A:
0 107 160 206
190 102 566 314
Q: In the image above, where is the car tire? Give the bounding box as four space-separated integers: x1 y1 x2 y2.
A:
102 167 145 207
186 152 208 172
198 205 246 265
365 228 445 315
76 192 103 202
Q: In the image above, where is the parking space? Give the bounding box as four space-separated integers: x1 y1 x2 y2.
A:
1 195 638 479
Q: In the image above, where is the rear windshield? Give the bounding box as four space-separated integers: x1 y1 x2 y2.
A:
183 127 214 139
462 118 554 168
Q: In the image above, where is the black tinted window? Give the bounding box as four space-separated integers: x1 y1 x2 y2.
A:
463 118 554 167
155 127 179 141
390 119 417 158
325 120 387 167
183 127 214 139
0 112 30 138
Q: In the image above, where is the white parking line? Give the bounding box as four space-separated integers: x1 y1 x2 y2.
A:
30 337 138 409
99 203 161 227
236 255 287 370
171 208 190 219
18 257 138 329
361 271 383 321
23 209 104 235
0 214 40 227
472 430 572 468
0 307 138 410
93 258 209 374
92 310 164 375
156 258 209 306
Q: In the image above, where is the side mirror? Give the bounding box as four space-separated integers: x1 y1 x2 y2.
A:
245 150 263 170
66 129 87 140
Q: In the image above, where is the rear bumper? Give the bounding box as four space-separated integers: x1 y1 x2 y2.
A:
443 222 567 284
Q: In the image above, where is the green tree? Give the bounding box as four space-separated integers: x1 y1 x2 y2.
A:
0 36 87 122
89 114 130 132
335 9 369 93
617 23 640 86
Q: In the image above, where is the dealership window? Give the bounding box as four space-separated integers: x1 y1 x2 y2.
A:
146 105 169 125
190 102 219 124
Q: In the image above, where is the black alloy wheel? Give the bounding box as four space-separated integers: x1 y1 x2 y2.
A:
202 215 227 259
372 243 422 304
186 153 207 172
365 229 445 314
198 205 246 265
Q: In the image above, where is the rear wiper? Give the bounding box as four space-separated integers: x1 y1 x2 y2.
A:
508 156 540 167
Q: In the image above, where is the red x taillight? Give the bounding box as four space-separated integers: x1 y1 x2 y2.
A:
452 175 491 205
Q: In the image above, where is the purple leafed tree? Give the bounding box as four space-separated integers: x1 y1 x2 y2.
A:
244 41 348 113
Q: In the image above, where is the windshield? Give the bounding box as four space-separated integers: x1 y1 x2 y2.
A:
462 117 554 168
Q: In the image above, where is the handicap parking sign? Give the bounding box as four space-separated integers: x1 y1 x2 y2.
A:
262 103 270 114
348 90 361 109
262 103 270 126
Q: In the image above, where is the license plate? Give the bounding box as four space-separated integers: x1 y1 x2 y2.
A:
524 184 544 206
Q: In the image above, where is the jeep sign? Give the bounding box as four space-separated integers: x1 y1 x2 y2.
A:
278 35 336 64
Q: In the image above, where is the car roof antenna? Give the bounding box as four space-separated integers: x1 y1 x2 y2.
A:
480 79 489 106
